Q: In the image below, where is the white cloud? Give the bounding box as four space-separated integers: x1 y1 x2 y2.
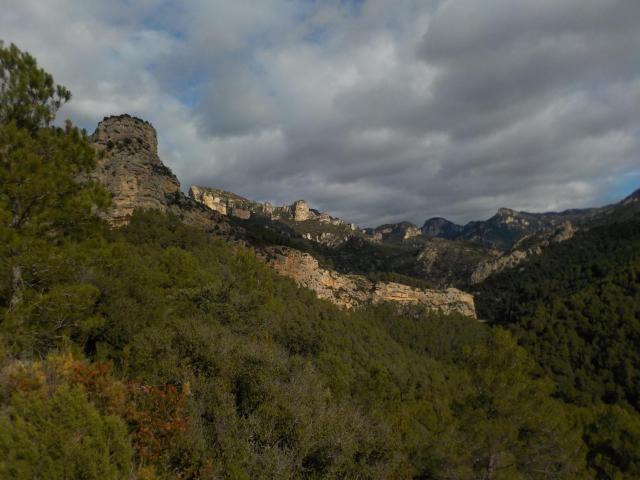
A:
1 0 639 226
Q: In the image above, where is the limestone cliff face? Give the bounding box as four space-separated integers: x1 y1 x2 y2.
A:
90 115 180 225
265 246 476 317
291 200 311 221
90 115 231 235
369 222 423 243
189 186 343 224
189 186 357 246
188 186 228 215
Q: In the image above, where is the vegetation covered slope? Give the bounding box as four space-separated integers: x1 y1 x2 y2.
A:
476 217 640 478
0 41 636 479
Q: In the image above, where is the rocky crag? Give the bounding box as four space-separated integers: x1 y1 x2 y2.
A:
423 191 640 251
470 221 576 284
265 247 476 317
89 115 231 235
190 179 640 288
189 185 358 246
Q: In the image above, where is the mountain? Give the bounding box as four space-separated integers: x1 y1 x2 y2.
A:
187 167 639 289
189 185 359 246
84 114 640 317
422 217 463 238
424 190 640 251
475 217 640 408
89 115 234 236
87 115 476 316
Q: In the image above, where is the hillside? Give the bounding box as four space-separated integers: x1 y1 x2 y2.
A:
475 217 640 478
476 218 640 408
2 41 640 480
188 180 640 290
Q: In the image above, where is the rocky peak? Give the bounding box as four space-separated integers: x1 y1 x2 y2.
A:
496 207 516 216
90 114 180 225
372 221 422 242
495 207 521 222
622 188 640 205
89 114 232 234
291 199 310 221
91 114 159 158
422 217 463 238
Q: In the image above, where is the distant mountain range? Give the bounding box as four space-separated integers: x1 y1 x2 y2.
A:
187 179 639 287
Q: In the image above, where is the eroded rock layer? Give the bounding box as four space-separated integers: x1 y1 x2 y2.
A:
265 246 476 317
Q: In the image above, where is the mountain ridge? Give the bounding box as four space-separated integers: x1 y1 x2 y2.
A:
86 113 639 303
88 114 477 316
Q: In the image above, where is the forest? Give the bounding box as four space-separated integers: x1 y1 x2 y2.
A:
1 42 639 479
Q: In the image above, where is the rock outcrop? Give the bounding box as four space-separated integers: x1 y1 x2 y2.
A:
470 221 576 284
89 114 638 295
291 200 311 221
89 115 231 235
265 246 476 317
189 186 347 225
422 217 463 238
90 115 180 225
188 186 228 215
189 186 358 246
368 222 423 244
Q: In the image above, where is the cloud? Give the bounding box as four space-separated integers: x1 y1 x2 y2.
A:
1 0 639 226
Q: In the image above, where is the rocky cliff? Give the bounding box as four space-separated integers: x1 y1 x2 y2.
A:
89 115 232 234
470 221 576 284
88 115 479 313
189 185 354 225
368 222 423 243
422 217 464 238
189 185 358 246
90 115 181 225
265 246 476 317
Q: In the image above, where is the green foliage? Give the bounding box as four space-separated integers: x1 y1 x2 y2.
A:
477 220 640 409
0 208 593 478
0 41 70 132
583 405 640 479
476 218 640 478
0 385 132 479
0 121 107 240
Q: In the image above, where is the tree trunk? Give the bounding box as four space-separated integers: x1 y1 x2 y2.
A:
9 265 24 311
487 453 497 480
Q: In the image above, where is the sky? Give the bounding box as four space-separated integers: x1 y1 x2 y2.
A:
2 0 639 227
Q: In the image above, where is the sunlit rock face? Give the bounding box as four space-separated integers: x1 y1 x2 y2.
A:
188 186 228 215
291 200 310 221
90 114 180 225
89 114 231 235
265 246 477 318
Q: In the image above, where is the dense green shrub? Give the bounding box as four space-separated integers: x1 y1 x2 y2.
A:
0 385 132 479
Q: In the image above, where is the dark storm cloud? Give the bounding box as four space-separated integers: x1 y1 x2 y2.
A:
2 0 639 226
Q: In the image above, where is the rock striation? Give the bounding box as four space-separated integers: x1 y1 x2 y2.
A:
265 246 476 317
